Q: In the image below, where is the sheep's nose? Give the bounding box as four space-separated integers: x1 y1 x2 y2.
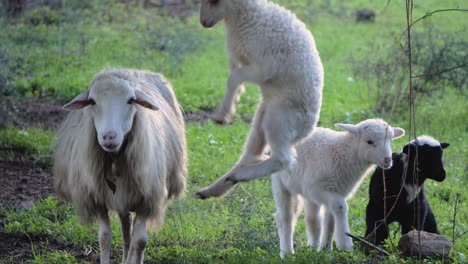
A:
201 19 207 27
383 157 392 167
103 131 116 144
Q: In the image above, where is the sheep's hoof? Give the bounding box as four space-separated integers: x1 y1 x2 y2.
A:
210 113 232 125
224 175 239 184
194 191 208 200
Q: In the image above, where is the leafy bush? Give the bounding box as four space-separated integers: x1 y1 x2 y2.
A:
351 26 467 115
411 27 468 95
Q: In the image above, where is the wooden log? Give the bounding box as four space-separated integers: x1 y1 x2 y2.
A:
398 230 452 259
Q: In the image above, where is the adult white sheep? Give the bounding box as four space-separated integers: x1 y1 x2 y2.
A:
53 68 187 264
272 119 404 258
196 0 324 198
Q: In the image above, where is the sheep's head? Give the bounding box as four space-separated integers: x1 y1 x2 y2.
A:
200 0 228 28
403 136 449 182
336 119 405 169
62 76 158 153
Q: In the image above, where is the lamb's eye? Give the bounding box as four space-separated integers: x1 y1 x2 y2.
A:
367 140 374 145
209 0 219 4
88 99 96 105
127 98 135 105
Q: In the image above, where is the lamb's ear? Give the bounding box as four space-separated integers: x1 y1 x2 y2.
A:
441 142 450 149
135 90 159 111
402 143 415 154
335 123 360 134
392 127 405 139
62 90 92 111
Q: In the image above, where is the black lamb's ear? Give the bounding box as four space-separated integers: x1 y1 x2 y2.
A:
440 142 450 149
402 144 416 154
402 144 409 154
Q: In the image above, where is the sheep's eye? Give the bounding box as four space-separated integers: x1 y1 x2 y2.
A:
88 99 96 105
209 0 219 5
127 98 136 105
367 140 374 145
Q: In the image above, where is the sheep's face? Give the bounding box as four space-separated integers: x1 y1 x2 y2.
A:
403 136 450 182
62 77 158 153
200 0 228 28
336 119 405 169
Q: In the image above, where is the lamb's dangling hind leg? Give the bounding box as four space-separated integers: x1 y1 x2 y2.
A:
195 103 267 199
227 99 312 183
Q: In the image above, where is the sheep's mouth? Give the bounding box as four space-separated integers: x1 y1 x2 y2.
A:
102 144 120 153
379 162 393 169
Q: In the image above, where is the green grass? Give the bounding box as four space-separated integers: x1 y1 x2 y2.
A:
0 0 466 263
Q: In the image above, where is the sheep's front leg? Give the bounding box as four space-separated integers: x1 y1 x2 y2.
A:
97 209 112 264
119 212 132 263
214 63 267 123
125 214 148 264
313 191 352 250
212 60 246 124
272 177 303 259
319 208 335 251
304 200 321 249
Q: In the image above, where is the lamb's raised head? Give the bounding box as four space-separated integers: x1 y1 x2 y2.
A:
62 73 158 153
336 119 405 169
199 0 266 28
402 135 449 182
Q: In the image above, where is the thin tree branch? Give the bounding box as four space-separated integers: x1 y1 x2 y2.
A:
456 230 468 240
345 233 391 256
412 61 468 79
398 8 468 43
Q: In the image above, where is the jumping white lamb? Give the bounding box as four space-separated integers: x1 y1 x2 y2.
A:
53 69 187 264
272 119 404 258
196 0 324 198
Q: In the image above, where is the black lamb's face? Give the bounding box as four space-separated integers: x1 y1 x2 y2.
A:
403 141 450 182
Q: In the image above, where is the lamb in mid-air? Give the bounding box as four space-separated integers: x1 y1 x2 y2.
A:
271 119 404 258
196 0 324 199
53 69 187 264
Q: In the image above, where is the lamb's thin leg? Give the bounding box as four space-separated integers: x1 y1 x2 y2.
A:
212 76 245 124
272 176 303 259
125 214 148 264
311 190 353 250
364 203 389 246
195 102 267 199
119 212 132 263
97 209 112 264
227 99 313 183
304 200 321 248
320 208 335 251
212 61 264 124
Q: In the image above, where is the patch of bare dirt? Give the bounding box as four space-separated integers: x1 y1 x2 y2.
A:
0 160 54 208
0 97 67 131
0 232 98 263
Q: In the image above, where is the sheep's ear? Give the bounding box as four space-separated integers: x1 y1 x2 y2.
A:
135 90 159 111
392 127 405 139
62 91 92 111
335 123 359 134
402 144 415 154
441 142 450 149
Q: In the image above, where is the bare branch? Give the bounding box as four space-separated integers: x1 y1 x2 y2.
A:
345 232 391 256
398 8 468 43
412 61 468 79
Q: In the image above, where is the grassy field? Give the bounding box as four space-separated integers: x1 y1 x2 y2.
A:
0 0 466 263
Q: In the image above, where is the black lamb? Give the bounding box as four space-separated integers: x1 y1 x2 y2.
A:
364 135 449 245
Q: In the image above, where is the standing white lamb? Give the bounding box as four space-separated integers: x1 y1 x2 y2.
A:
53 69 187 264
272 119 404 258
196 0 324 198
